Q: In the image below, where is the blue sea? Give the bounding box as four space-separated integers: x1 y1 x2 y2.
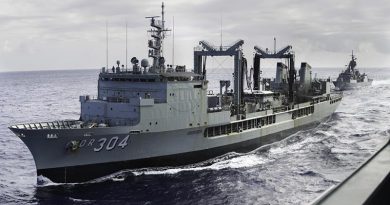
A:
0 68 389 204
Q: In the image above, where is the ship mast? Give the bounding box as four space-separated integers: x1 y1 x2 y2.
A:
146 2 170 73
348 50 357 73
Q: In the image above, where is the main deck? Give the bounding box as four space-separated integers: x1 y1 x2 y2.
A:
10 94 342 133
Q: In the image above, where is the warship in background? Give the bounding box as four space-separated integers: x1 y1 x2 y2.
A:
9 3 342 183
333 51 373 90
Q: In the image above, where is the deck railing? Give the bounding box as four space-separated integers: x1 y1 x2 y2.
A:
11 120 80 130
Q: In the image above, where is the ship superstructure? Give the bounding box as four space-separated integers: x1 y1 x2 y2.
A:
9 3 342 183
333 51 373 90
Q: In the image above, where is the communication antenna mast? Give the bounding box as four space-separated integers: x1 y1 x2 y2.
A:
106 21 108 70
220 14 223 50
172 16 175 67
161 2 165 57
126 22 128 70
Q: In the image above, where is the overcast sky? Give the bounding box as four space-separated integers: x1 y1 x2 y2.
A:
0 0 389 72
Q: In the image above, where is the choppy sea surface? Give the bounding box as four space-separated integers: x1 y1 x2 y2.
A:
0 68 389 205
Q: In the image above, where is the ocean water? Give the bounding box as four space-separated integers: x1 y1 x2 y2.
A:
0 68 389 204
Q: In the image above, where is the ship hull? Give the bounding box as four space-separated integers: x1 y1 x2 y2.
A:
10 99 341 183
333 79 373 91
37 121 321 183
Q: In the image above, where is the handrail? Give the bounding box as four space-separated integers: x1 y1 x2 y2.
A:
84 95 166 104
12 120 81 130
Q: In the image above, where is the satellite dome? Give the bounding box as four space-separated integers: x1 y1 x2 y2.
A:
141 59 149 68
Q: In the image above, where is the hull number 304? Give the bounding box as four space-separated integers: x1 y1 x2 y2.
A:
76 135 130 152
93 135 129 152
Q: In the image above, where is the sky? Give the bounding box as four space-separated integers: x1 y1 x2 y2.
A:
0 0 389 72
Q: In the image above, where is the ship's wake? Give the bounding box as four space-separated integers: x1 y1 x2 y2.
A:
131 154 270 176
372 78 390 86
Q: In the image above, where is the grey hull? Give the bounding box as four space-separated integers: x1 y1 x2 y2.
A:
333 80 373 91
37 119 323 183
9 99 341 183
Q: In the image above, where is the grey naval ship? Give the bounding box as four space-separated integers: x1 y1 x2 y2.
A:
333 51 373 90
9 3 342 183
